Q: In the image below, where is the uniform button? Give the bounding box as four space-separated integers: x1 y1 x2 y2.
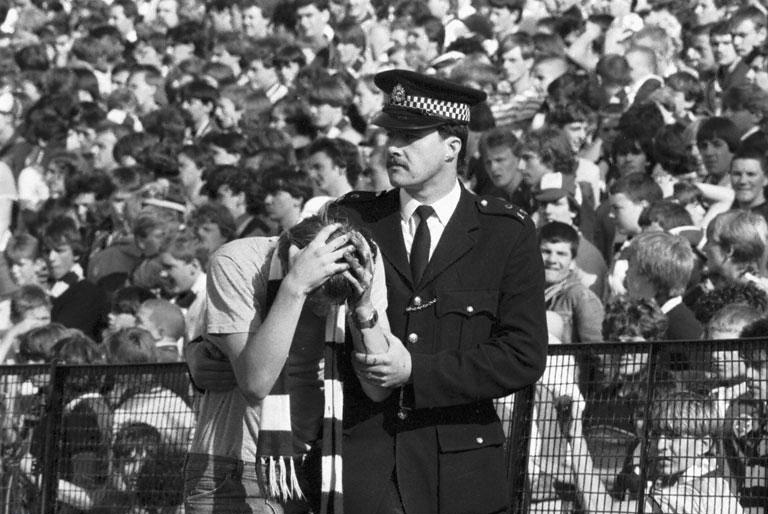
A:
476 437 484 444
407 333 419 344
397 409 408 420
480 199 488 206
413 296 422 306
466 305 474 313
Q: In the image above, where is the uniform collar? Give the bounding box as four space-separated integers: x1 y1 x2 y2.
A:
399 180 462 225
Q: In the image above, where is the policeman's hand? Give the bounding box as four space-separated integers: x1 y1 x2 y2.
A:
343 231 374 310
353 332 412 388
185 338 237 392
284 224 353 296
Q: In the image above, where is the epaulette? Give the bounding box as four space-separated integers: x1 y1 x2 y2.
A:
336 191 382 205
476 196 528 222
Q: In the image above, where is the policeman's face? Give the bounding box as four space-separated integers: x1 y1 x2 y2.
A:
385 128 456 195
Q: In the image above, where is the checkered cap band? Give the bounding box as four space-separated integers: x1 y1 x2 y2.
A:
387 91 471 122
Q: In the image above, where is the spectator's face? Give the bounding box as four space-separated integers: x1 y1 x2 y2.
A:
136 228 166 257
336 42 362 67
693 0 720 26
242 6 269 37
539 197 575 225
209 144 239 166
517 150 551 187
91 130 118 171
489 7 516 34
211 45 241 74
501 46 530 85
709 347 746 380
196 221 228 253
209 8 234 33
653 431 707 477
732 19 765 58
23 306 51 326
133 43 163 68
484 145 519 191
115 449 150 492
73 193 95 226
347 0 372 21
247 59 277 90
309 102 341 130
215 98 240 129
723 106 758 135
278 61 301 85
217 185 244 217
686 34 716 72
307 150 344 195
616 340 649 377
156 0 179 29
609 193 644 236
128 73 156 113
296 4 329 40
108 311 137 332
112 69 130 90
731 157 768 207
135 306 161 339
159 252 199 295
10 257 46 286
182 97 211 124
169 42 195 65
563 121 588 152
46 243 76 281
540 240 573 285
615 149 647 176
178 153 203 189
710 34 737 66
745 361 768 399
697 137 732 178
427 0 450 18
108 5 133 36
264 190 302 226
353 81 382 118
702 234 740 281
530 63 558 95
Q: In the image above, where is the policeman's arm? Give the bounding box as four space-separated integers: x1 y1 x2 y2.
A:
408 218 548 408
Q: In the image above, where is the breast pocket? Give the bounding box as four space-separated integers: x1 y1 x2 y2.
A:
435 290 499 350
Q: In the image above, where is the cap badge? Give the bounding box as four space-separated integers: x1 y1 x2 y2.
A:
391 84 406 105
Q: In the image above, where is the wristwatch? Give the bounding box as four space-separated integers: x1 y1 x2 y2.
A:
354 308 378 330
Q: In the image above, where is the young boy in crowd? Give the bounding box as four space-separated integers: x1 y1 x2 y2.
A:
571 391 744 514
136 299 185 362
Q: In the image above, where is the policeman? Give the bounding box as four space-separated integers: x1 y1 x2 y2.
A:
332 69 548 514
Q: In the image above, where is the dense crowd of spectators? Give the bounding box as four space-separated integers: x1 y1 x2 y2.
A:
0 0 764 511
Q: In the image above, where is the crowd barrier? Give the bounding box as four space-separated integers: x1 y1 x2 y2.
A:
0 339 765 513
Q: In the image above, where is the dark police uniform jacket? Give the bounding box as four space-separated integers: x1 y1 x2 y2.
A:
332 186 548 514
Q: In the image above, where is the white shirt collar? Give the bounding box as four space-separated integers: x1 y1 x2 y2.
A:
192 271 207 297
660 295 682 314
399 180 462 225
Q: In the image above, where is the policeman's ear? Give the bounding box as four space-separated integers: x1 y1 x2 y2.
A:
444 135 462 162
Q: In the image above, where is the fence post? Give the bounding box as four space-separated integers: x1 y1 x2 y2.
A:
635 341 659 514
40 362 66 514
507 384 536 514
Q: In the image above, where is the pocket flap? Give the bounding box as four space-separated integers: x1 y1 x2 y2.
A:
435 290 498 317
436 423 505 453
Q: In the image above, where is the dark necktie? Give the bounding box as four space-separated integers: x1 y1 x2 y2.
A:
410 205 434 284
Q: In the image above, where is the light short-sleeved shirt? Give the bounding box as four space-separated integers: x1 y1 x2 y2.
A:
190 237 275 462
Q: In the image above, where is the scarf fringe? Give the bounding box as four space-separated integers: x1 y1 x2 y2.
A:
260 456 305 501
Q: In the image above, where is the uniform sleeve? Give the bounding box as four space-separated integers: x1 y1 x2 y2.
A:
409 217 548 408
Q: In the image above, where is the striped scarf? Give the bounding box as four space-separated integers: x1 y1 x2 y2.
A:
256 250 344 514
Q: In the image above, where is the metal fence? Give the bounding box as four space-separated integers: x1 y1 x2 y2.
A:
1 339 766 514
